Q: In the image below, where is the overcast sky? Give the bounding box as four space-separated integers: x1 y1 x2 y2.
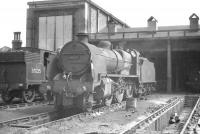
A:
0 0 199 48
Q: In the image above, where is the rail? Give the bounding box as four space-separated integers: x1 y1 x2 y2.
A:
0 101 49 111
28 101 126 131
0 96 183 134
180 97 200 134
121 97 182 134
27 97 181 133
0 111 56 128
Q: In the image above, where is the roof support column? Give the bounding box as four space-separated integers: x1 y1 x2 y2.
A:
167 39 172 93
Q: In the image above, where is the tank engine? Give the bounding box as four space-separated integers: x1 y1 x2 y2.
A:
47 34 156 110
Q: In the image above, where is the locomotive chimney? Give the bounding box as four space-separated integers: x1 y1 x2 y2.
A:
76 33 89 43
12 32 22 50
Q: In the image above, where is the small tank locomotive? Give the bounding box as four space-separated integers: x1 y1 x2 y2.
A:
47 34 156 110
0 32 55 103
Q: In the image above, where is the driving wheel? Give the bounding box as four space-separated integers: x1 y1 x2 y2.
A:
22 88 36 103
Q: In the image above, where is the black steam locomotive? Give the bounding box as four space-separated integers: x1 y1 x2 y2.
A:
46 34 156 111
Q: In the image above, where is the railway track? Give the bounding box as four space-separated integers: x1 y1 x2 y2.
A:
179 96 200 134
0 110 58 129
28 101 126 130
130 95 199 134
156 95 198 134
0 101 50 111
0 96 186 134
121 97 183 134
0 101 126 133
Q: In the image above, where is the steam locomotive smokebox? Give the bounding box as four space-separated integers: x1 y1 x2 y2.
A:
126 98 137 110
189 13 199 30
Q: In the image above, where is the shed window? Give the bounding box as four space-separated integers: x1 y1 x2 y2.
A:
39 15 72 51
90 7 97 33
98 12 107 33
47 16 55 51
115 24 123 31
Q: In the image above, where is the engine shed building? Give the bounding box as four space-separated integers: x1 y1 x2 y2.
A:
26 0 200 93
89 14 200 92
26 0 129 51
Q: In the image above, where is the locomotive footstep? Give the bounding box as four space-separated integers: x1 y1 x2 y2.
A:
114 90 124 103
125 84 134 98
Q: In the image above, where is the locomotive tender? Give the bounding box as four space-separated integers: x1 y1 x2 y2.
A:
47 34 156 110
0 33 55 103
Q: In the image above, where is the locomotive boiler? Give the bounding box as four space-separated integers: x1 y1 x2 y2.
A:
47 34 156 110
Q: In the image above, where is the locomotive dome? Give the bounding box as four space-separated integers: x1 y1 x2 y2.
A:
97 41 112 49
59 41 91 75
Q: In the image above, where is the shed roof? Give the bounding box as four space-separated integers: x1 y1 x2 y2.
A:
189 13 199 20
28 0 129 27
147 16 158 22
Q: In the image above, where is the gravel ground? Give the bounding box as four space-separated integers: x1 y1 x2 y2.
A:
0 104 55 134
26 94 179 134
